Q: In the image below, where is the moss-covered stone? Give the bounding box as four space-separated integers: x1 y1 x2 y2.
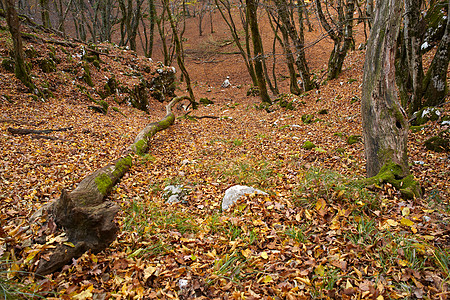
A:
82 63 94 87
247 86 260 97
302 141 316 150
347 135 361 145
2 58 14 72
95 173 113 196
25 46 39 58
424 130 449 153
98 100 109 111
412 107 441 125
410 125 427 133
318 109 328 114
302 114 314 124
38 58 56 73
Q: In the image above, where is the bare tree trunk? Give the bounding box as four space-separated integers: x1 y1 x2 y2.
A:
39 0 51 28
361 0 421 198
274 0 314 91
246 0 271 104
422 0 450 107
396 0 424 115
215 0 258 86
163 0 197 108
3 0 36 92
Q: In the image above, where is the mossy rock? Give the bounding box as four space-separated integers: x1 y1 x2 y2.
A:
25 46 39 58
82 63 94 87
1 58 14 72
38 58 56 73
279 99 295 110
247 86 260 97
301 114 314 124
424 130 449 153
410 125 427 133
335 147 345 154
318 109 328 115
412 107 441 126
98 100 109 112
200 97 214 105
346 135 361 145
302 141 316 150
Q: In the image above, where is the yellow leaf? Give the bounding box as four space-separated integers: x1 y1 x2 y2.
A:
400 218 414 227
377 296 384 300
386 219 398 226
315 198 326 211
25 249 40 263
63 242 75 248
260 252 269 259
143 265 156 281
241 249 252 258
72 285 93 300
262 275 273 283
401 207 410 216
295 276 311 286
398 259 409 267
314 265 325 276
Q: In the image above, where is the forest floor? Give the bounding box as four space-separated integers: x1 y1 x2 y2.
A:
0 9 449 300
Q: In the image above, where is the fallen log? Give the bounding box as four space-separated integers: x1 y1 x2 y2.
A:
8 126 73 135
35 96 188 275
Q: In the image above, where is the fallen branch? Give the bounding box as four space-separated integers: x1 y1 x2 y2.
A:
8 126 73 135
34 96 189 275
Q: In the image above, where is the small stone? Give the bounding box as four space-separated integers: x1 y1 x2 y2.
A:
222 185 268 211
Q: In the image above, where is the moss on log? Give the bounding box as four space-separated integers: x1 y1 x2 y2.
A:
35 96 190 275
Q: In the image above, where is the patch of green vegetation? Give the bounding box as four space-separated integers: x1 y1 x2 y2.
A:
318 109 328 114
302 141 316 150
208 251 247 285
200 97 214 105
301 114 314 124
113 155 132 177
132 139 148 156
284 224 310 243
351 96 360 104
335 147 345 154
346 135 361 145
232 139 243 147
347 78 357 84
410 125 427 133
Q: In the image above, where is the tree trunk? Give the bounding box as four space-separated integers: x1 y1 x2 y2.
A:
39 0 51 28
246 0 272 104
35 96 189 275
3 0 35 92
274 0 314 91
422 0 450 107
361 0 421 198
163 0 197 108
215 0 258 86
396 0 424 115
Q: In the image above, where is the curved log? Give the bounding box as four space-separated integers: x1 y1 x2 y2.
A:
35 96 189 275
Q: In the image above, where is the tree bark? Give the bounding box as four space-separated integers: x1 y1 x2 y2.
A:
3 0 35 92
361 0 421 198
247 0 271 104
35 96 188 275
422 0 450 107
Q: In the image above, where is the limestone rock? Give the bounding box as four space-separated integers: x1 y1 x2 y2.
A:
222 185 267 211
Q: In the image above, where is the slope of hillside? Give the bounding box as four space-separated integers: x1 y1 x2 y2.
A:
1 13 449 299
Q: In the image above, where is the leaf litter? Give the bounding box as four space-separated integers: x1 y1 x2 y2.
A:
0 14 449 300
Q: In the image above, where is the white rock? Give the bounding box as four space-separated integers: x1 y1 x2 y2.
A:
222 185 268 211
178 279 189 289
222 76 231 88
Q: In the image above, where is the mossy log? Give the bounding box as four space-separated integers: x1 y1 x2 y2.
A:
35 96 188 275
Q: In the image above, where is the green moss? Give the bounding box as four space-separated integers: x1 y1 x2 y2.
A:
200 97 214 105
133 139 148 156
98 100 109 111
410 125 427 133
362 162 421 199
335 148 345 154
1 58 14 72
301 114 314 124
82 63 94 87
424 130 450 153
347 135 361 145
113 155 132 177
95 173 113 195
302 141 316 150
318 109 328 115
39 58 56 73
